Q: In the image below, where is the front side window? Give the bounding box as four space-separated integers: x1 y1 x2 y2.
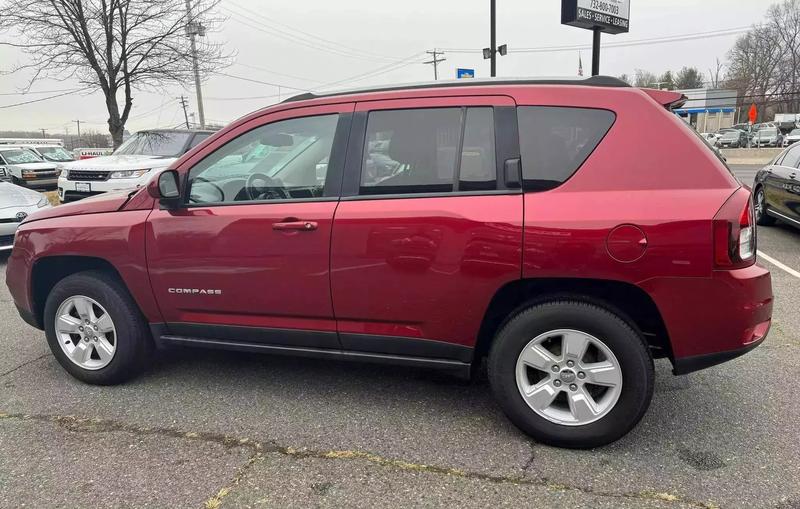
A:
360 107 497 195
114 131 192 157
0 149 42 164
187 114 338 204
518 106 615 191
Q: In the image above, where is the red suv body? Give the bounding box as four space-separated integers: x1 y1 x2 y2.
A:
6 77 772 448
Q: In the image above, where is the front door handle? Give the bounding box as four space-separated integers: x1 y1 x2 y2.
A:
273 220 318 231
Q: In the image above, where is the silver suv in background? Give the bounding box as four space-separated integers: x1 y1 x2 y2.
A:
753 127 782 148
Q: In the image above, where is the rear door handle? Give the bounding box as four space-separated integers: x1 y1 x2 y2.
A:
273 220 318 231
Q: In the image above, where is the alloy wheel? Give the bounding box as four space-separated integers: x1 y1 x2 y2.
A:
515 329 623 426
54 295 117 370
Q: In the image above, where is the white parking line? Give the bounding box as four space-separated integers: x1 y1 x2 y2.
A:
758 251 800 279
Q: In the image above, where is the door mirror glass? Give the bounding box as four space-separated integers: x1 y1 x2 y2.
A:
158 170 180 199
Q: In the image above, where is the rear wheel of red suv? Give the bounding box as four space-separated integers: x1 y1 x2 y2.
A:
488 301 654 448
43 270 152 385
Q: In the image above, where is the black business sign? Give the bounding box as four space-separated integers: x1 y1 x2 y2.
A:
562 0 630 34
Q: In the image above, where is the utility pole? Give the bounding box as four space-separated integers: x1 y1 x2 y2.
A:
178 96 190 129
39 128 46 138
72 120 81 145
184 0 206 128
423 50 446 80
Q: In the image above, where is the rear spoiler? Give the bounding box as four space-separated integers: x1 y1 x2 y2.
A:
641 89 688 110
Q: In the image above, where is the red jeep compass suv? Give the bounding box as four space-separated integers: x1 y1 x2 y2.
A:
6 77 773 448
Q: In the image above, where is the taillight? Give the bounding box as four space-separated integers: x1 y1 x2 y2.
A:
713 188 756 269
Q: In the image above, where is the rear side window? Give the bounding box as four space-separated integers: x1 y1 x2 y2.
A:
360 107 497 195
518 107 615 191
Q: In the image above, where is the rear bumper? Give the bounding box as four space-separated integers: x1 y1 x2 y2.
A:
640 263 773 372
672 328 768 374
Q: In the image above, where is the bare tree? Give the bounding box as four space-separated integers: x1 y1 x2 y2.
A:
726 0 800 119
633 69 658 88
0 0 227 147
707 58 724 89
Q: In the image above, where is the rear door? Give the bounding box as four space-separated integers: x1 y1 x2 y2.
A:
330 96 523 360
767 144 800 221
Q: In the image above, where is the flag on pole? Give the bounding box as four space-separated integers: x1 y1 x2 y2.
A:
578 53 583 77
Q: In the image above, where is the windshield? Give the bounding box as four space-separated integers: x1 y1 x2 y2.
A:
791 129 800 136
721 131 740 139
0 148 43 164
758 128 778 137
37 146 74 162
114 131 191 157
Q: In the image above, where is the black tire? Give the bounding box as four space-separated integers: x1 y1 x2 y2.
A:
43 270 152 385
488 301 654 449
755 187 776 226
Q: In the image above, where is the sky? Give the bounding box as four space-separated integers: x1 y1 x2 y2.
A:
0 0 775 136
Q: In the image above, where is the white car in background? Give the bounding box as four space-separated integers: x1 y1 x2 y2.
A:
782 128 800 147
58 129 215 202
0 181 51 251
700 132 721 147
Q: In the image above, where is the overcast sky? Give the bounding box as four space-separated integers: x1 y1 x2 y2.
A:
0 0 774 135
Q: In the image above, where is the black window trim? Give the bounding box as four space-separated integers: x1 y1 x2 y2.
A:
342 105 515 200
180 112 351 208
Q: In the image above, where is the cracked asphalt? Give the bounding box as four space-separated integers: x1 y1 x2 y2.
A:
1 166 799 508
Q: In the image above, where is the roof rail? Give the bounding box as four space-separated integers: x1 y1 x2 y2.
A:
281 75 630 104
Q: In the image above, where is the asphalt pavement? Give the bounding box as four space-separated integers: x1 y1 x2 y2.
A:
1 167 799 508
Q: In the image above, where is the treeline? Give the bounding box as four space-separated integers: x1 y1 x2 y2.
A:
617 0 800 121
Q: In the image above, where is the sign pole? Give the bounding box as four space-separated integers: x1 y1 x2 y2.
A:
591 27 601 76
490 0 497 77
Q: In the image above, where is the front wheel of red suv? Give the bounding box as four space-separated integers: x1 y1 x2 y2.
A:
488 301 654 449
43 270 152 385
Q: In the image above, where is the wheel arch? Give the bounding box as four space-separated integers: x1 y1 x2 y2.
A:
31 255 129 328
474 278 672 363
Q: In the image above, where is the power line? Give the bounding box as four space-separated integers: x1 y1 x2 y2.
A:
0 87 81 96
440 26 751 55
224 1 401 62
315 52 427 90
232 62 324 85
222 6 399 63
213 72 310 91
0 89 82 109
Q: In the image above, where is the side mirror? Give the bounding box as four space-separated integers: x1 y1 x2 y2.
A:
148 170 181 209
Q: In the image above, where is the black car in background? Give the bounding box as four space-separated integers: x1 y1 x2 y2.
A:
754 143 800 230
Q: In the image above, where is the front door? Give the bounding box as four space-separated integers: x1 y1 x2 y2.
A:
147 103 353 348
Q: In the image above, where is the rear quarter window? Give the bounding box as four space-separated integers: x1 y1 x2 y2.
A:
517 106 615 191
